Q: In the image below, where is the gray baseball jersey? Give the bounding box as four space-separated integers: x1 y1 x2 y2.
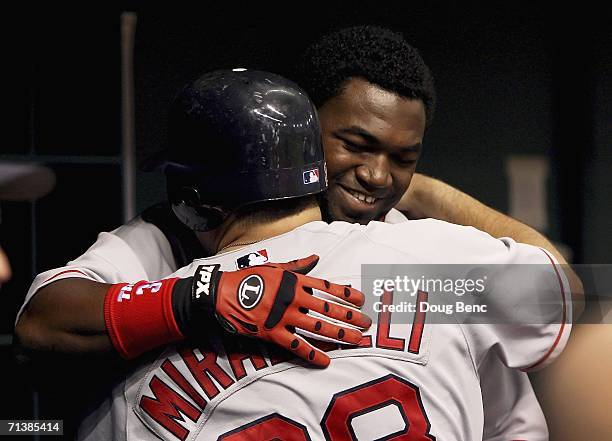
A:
20 208 563 440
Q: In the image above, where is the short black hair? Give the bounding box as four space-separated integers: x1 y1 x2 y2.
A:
292 25 436 125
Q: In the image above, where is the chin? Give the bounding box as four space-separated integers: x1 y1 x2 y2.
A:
350 211 386 225
326 204 385 225
321 190 388 224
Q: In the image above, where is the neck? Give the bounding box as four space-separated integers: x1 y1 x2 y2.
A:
197 204 322 254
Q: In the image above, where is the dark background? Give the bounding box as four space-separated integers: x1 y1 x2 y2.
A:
1 3 611 438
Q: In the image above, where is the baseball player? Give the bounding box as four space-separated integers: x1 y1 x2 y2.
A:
16 70 369 368
290 26 585 441
15 26 582 439
73 69 573 440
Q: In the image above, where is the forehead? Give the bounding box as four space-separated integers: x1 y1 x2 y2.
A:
318 78 426 146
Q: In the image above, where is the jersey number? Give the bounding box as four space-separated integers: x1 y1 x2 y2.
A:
219 374 435 440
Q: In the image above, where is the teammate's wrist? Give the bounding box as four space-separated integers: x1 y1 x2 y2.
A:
171 264 231 337
169 277 196 336
104 278 185 359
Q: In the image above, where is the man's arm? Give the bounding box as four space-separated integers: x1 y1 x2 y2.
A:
398 173 584 317
13 279 126 392
15 278 112 355
15 256 370 369
530 323 612 441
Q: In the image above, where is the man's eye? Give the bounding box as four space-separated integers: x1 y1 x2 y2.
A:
395 157 417 166
342 142 363 152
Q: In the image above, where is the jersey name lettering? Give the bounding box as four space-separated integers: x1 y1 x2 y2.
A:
139 289 427 439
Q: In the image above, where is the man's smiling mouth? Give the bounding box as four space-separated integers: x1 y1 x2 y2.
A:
341 186 382 205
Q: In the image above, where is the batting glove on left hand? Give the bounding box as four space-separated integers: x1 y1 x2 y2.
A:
187 254 371 367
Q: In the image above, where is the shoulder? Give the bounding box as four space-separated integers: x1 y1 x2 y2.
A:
110 211 178 278
112 215 170 251
67 208 178 280
365 217 490 242
299 220 367 237
363 218 534 264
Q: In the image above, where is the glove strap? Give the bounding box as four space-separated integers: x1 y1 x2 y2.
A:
188 264 238 335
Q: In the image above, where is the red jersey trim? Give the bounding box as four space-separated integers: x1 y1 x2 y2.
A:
43 269 89 284
522 248 569 371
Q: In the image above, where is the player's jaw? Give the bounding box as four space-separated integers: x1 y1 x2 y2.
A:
322 177 399 224
316 78 426 224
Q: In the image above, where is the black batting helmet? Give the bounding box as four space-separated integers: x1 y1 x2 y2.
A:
151 68 327 231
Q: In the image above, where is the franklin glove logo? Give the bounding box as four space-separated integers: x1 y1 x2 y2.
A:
238 275 264 309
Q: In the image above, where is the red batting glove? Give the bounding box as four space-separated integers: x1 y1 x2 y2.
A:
192 255 371 367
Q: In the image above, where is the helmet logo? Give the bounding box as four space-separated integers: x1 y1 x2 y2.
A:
303 168 320 184
238 275 264 309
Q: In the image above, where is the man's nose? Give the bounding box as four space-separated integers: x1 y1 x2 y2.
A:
355 155 392 189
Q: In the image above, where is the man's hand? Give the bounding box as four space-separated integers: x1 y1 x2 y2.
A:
194 255 371 367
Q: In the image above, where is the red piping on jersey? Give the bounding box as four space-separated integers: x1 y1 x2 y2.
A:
522 249 568 371
43 269 88 284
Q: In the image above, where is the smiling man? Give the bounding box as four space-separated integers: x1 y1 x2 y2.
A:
15 25 582 440
318 77 426 223
290 26 434 226
288 25 583 441
19 67 575 441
